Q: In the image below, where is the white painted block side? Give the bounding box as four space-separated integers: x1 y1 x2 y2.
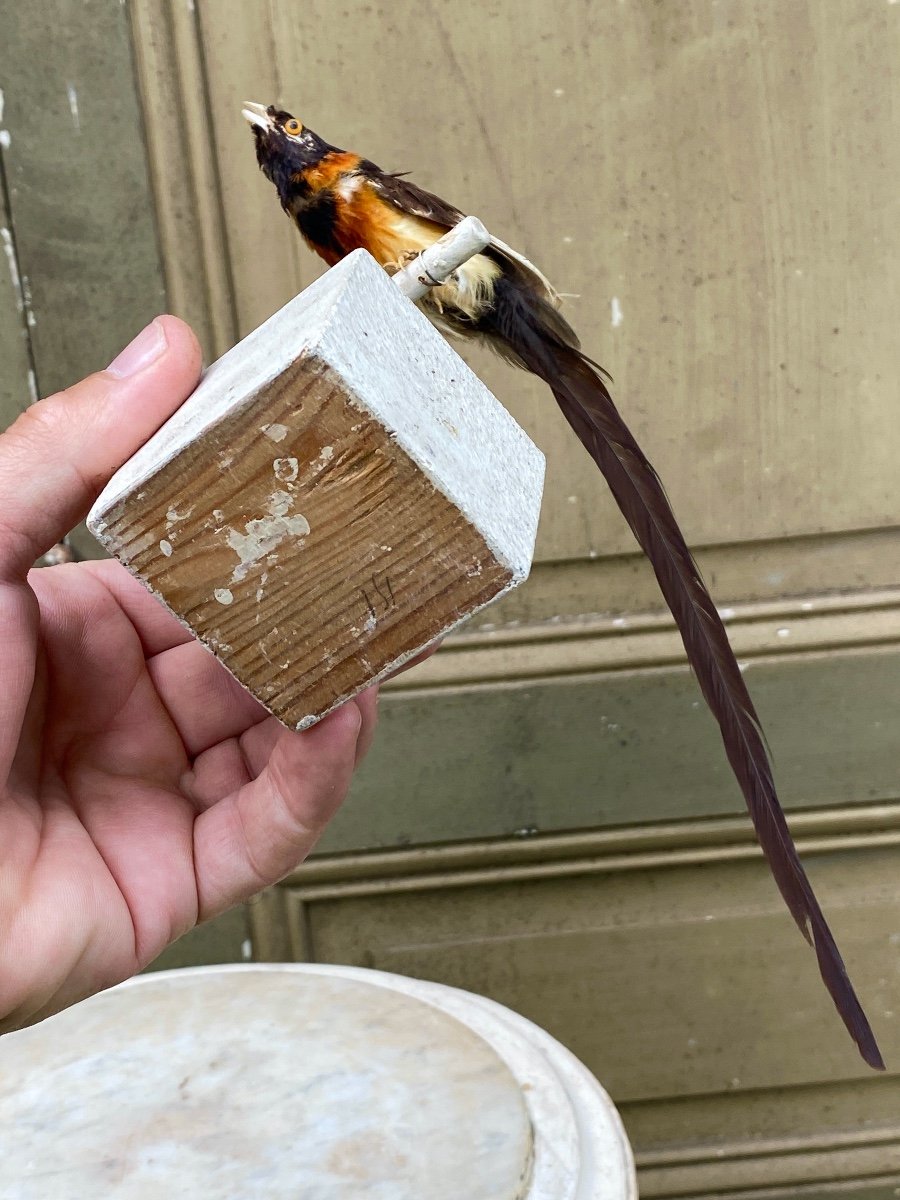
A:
318 251 545 582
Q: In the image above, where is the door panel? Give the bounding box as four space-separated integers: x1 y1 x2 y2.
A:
189 0 899 567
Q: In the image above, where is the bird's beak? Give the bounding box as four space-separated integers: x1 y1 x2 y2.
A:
242 101 272 131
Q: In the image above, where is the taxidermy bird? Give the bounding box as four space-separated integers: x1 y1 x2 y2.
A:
243 101 883 1069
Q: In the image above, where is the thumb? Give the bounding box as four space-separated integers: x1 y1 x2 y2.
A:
0 316 202 580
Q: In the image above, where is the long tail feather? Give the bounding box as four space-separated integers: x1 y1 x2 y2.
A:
487 278 884 1070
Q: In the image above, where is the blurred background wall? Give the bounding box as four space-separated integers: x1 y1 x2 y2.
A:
2 2 900 1195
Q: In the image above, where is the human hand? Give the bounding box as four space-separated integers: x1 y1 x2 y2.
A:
0 317 382 1032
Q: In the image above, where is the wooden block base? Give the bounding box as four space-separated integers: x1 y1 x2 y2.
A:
89 251 544 728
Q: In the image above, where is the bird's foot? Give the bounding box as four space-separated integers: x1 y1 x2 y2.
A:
384 249 422 277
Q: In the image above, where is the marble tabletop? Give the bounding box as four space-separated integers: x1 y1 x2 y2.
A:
0 967 535 1199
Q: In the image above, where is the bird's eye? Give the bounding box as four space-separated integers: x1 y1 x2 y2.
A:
284 118 302 136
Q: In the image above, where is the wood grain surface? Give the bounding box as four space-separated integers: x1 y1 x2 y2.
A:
93 355 514 728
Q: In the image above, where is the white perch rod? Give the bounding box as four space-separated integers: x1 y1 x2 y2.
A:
391 216 491 301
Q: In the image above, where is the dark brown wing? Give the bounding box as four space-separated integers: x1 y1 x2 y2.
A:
363 163 467 228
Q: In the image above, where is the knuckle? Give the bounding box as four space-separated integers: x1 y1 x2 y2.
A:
12 394 72 444
0 398 81 484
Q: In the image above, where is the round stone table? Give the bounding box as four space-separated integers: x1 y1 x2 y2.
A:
0 964 636 1198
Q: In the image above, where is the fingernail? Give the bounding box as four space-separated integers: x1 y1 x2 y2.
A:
107 319 168 378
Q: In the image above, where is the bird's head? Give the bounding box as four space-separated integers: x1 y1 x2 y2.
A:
242 102 334 202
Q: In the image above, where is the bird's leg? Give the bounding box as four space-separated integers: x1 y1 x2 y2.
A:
384 248 422 275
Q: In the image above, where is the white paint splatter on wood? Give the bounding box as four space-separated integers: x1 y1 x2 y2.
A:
159 539 173 556
166 505 194 526
225 489 310 584
269 491 294 517
214 588 233 605
262 422 288 442
273 457 299 483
